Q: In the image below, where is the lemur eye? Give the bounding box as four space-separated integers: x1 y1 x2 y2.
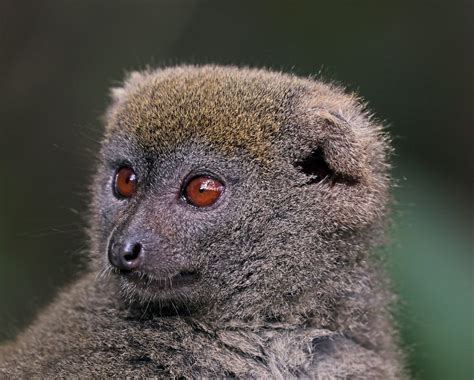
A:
184 175 224 208
114 166 137 198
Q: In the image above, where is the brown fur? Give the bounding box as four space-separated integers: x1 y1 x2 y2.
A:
105 66 298 163
0 65 405 378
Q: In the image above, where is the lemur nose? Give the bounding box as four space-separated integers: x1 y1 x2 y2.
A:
108 241 143 271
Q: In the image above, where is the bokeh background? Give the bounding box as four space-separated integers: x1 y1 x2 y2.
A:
0 1 472 378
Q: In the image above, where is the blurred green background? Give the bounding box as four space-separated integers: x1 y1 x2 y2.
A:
0 1 472 378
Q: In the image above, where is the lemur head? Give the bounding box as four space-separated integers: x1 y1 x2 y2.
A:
91 65 390 322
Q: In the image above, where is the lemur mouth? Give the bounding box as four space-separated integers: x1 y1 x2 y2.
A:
121 270 200 290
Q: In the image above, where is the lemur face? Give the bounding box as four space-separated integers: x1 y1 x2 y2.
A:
91 67 295 311
90 66 389 319
95 135 264 309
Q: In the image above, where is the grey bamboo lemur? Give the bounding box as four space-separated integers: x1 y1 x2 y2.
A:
0 66 404 378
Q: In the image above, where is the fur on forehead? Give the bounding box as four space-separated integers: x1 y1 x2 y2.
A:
105 65 306 163
104 65 389 183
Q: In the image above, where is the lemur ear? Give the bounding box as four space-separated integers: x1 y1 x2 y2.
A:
109 86 126 103
105 70 150 124
281 89 390 229
109 71 148 103
283 109 369 186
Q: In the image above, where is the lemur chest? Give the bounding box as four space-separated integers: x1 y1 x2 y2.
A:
120 320 317 377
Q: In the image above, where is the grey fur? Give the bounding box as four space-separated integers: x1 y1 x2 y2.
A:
0 65 405 378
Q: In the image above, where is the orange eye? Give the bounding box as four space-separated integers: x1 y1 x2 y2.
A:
114 166 137 198
184 175 224 208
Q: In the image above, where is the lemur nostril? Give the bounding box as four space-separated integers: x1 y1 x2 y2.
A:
124 243 142 262
108 240 144 271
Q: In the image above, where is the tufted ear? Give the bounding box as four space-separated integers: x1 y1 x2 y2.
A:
104 70 151 126
300 109 369 184
109 86 127 103
109 70 148 103
283 105 372 187
279 87 390 230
